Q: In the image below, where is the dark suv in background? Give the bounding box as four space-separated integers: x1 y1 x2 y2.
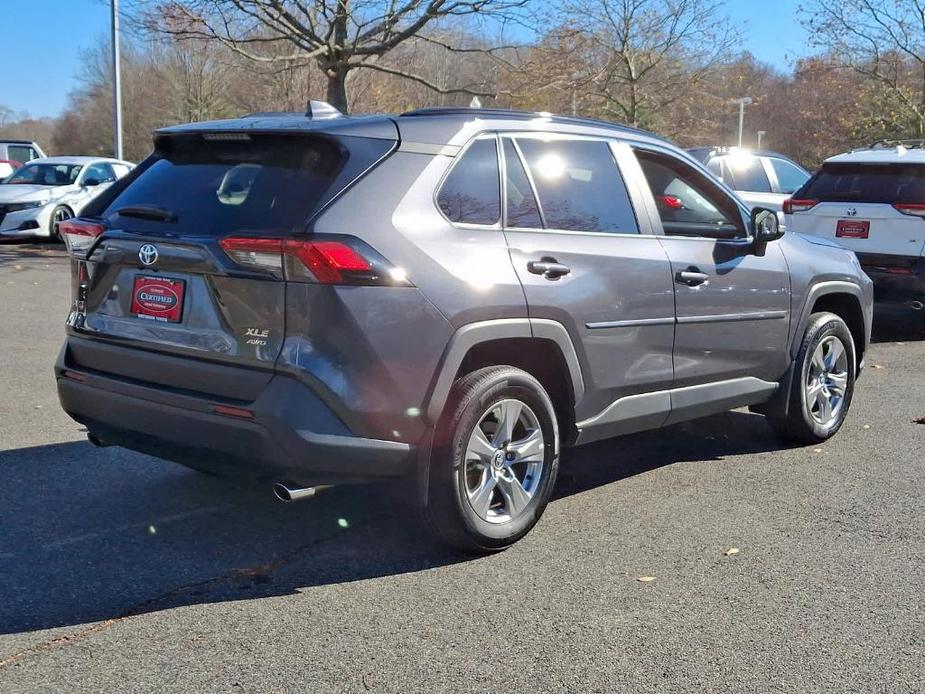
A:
56 104 873 551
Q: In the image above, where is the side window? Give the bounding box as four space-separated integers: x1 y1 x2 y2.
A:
706 158 724 181
83 162 117 184
769 158 809 195
7 145 31 164
502 139 542 228
635 149 745 239
515 138 638 233
437 138 500 225
112 164 131 179
28 148 40 161
723 155 772 192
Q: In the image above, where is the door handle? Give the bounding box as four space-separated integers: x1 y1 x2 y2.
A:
528 258 571 280
675 268 709 286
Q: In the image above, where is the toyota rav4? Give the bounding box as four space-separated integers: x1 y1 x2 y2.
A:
56 104 874 552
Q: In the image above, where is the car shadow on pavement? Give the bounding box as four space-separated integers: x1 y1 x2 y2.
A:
0 409 791 636
870 303 925 343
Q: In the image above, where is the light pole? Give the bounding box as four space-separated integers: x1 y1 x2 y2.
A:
734 96 752 148
111 0 123 160
757 130 766 149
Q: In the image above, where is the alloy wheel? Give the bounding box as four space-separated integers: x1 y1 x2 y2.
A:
463 399 545 524
805 335 849 426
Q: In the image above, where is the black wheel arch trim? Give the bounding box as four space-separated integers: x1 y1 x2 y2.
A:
423 318 586 424
792 281 871 362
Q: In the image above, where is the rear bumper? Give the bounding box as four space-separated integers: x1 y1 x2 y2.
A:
55 342 415 485
857 253 925 303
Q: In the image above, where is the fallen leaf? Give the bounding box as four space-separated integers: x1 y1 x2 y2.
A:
637 576 656 583
725 547 740 556
862 424 870 429
913 416 925 425
871 364 883 369
813 448 823 453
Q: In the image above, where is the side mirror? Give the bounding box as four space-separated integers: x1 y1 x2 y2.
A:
83 178 100 187
751 207 784 256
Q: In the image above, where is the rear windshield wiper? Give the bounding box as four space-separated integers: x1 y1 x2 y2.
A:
115 205 178 223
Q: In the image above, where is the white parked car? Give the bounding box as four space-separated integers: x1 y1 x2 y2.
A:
784 141 925 310
689 146 811 214
0 156 134 240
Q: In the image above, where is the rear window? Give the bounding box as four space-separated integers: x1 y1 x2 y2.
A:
437 138 501 225
799 163 925 204
98 133 392 234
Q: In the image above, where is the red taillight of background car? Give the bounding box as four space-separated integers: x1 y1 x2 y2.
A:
782 198 819 214
659 195 685 210
59 219 107 256
219 236 404 286
893 203 925 218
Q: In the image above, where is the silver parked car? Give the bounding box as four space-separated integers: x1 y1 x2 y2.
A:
688 146 810 214
56 105 872 551
0 156 133 240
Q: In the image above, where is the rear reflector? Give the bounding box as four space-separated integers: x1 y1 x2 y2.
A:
213 404 255 419
62 370 88 383
219 236 405 286
893 203 925 218
59 219 106 256
782 198 819 214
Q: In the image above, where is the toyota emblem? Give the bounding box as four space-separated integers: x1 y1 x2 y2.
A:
846 207 857 217
138 244 159 266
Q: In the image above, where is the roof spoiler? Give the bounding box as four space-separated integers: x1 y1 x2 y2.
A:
306 100 343 120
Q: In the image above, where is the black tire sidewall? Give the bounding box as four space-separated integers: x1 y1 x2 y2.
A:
431 368 560 551
795 314 856 440
49 206 70 241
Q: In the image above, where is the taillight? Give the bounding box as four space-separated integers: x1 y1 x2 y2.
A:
59 219 106 256
893 203 925 218
219 236 410 286
782 198 818 214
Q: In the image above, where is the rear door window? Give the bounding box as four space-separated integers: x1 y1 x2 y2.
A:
798 163 925 203
722 155 772 192
768 157 808 194
515 138 638 233
97 133 390 235
437 138 501 225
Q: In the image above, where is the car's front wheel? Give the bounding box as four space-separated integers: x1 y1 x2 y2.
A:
767 311 856 443
48 206 72 242
426 366 560 553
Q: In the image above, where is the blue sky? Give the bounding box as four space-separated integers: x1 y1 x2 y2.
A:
1 0 809 119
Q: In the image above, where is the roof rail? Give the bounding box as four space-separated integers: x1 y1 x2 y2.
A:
400 106 669 142
868 138 925 150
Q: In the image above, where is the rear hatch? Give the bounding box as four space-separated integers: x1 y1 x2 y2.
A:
786 161 925 258
62 124 396 400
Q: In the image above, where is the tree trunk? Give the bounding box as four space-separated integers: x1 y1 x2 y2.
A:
325 67 349 113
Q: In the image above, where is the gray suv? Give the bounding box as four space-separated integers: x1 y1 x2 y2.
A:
55 105 874 552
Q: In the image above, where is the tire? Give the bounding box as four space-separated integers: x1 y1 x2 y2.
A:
426 366 560 553
48 206 72 242
767 311 856 444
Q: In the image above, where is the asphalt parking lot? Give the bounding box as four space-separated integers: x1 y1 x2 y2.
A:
0 240 923 693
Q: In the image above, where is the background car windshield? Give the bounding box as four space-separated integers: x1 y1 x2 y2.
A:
721 155 771 192
7 163 82 185
797 163 925 203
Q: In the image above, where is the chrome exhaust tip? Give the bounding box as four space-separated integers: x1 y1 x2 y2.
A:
273 482 331 503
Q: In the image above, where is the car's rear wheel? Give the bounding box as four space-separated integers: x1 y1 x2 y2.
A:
767 311 856 443
49 206 72 242
426 366 560 553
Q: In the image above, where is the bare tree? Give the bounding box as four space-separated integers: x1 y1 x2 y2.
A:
805 0 925 134
548 0 738 129
136 0 529 113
